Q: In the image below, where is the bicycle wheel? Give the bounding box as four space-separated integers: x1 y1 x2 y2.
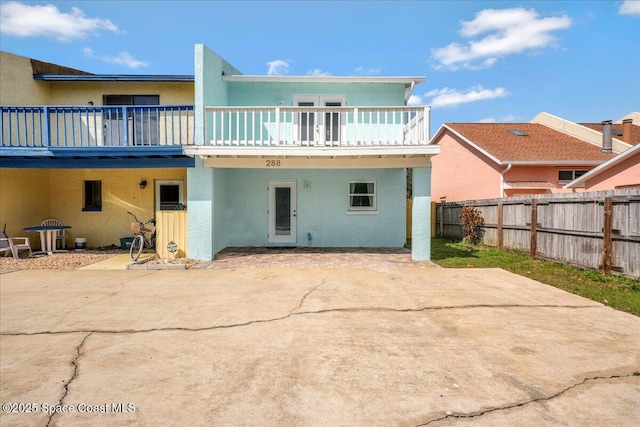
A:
130 234 144 261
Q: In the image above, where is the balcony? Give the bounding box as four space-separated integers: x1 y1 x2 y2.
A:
0 105 195 168
203 106 429 148
1 105 194 148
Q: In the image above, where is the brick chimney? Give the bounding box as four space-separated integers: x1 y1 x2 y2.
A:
601 120 613 153
622 118 633 144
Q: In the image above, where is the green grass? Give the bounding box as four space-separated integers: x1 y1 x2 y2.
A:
426 237 640 317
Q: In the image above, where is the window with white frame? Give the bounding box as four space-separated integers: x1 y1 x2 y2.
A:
155 180 184 210
558 170 589 182
348 181 376 211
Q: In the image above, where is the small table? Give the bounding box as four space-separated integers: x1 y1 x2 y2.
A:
23 225 72 255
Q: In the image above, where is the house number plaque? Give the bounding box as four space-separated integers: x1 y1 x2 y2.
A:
266 160 281 167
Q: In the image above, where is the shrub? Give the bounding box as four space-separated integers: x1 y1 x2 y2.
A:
459 206 485 245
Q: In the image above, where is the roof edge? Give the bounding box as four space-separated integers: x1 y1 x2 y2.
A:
34 74 194 82
564 144 640 188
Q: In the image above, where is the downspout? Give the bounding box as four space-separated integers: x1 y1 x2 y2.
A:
499 163 512 197
404 80 416 105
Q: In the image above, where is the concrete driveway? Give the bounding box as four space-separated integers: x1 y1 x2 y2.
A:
1 267 639 426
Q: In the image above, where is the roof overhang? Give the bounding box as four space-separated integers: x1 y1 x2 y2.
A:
34 74 194 82
222 75 425 88
503 181 557 190
500 161 604 166
185 146 439 169
564 144 640 188
0 147 194 169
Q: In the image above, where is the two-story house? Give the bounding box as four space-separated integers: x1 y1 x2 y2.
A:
0 51 194 249
0 46 440 261
185 45 439 261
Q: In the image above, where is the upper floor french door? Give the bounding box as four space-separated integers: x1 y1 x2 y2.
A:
103 95 159 146
293 96 346 146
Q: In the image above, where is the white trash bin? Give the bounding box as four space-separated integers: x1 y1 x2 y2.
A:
75 237 87 251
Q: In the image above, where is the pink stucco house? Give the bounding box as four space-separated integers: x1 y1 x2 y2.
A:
564 144 640 191
429 113 639 202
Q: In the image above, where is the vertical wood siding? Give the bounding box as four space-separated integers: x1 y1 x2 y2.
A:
435 189 640 279
155 210 188 259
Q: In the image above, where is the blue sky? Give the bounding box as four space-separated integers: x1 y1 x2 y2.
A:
1 0 639 133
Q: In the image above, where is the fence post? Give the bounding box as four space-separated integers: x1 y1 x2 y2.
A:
530 199 537 258
497 201 503 250
439 203 444 237
602 197 613 276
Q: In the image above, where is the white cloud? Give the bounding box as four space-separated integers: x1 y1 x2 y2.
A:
266 60 290 76
83 48 149 69
478 114 519 123
407 95 423 106
354 66 382 75
424 85 509 108
307 68 331 76
432 8 571 70
619 0 640 17
0 1 119 42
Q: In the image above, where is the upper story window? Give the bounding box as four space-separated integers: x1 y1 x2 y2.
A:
558 170 589 182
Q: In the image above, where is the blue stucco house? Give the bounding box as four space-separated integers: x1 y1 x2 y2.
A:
185 45 439 261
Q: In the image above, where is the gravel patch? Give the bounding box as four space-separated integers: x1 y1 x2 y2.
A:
0 249 124 271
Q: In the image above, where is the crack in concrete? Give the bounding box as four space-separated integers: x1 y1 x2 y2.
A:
414 373 638 426
45 332 91 427
1 304 597 337
290 277 327 315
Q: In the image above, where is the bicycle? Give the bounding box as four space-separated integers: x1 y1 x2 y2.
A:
127 211 156 261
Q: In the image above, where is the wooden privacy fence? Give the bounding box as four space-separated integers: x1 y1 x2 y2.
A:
155 210 187 259
436 189 640 279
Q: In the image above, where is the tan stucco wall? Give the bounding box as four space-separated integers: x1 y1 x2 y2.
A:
0 52 50 105
1 168 186 249
48 81 193 105
585 152 640 191
0 169 51 241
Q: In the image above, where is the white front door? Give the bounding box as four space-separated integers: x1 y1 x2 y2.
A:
268 180 297 244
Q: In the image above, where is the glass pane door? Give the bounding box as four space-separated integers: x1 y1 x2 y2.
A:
268 180 297 243
275 187 291 235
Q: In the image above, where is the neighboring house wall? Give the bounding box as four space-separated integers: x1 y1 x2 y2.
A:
0 52 50 105
48 81 193 105
0 167 186 249
504 166 593 194
431 132 500 202
0 169 50 238
584 153 640 190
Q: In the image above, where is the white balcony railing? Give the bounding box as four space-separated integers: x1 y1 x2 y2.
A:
204 106 429 147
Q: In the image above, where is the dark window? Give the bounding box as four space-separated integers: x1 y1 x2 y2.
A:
159 184 180 210
349 182 376 210
558 171 574 181
559 170 590 182
83 180 102 211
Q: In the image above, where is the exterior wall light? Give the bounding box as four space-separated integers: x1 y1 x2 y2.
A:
139 180 147 189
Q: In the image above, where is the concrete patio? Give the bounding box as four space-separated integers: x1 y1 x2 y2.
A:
1 267 638 426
